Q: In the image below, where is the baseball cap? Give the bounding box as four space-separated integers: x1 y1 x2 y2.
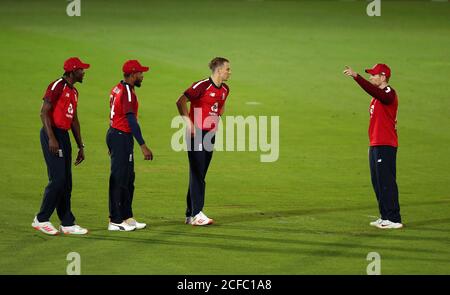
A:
365 63 391 78
63 57 90 72
122 60 150 74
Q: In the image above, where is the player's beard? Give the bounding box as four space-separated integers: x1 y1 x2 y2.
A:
135 79 142 88
75 72 84 83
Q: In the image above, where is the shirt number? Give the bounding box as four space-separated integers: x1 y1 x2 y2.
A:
110 96 116 119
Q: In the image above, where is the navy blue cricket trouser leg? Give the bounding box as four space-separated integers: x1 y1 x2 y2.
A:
37 127 75 226
107 128 135 224
186 131 214 217
369 146 401 223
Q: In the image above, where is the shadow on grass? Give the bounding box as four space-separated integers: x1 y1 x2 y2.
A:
84 231 450 264
148 198 450 226
219 217 450 244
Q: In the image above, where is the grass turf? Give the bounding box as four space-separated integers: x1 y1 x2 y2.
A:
0 0 449 274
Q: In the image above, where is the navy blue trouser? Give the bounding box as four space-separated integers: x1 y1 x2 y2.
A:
369 146 401 223
107 128 135 224
37 127 75 226
186 130 215 217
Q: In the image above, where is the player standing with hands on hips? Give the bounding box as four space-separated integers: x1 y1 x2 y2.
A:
343 64 403 229
107 60 153 231
176 57 231 226
32 57 90 235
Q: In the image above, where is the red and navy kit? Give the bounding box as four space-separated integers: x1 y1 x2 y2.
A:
109 81 139 133
39 77 80 226
354 74 401 223
183 77 230 218
107 81 142 224
184 77 229 131
43 78 79 130
354 75 398 147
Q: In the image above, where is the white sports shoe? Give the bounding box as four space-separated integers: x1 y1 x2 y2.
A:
370 218 384 227
125 218 146 230
108 221 136 231
376 220 403 229
32 216 59 236
185 217 193 225
60 225 88 235
191 211 214 226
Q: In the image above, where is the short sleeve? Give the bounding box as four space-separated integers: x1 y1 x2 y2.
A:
122 84 135 114
184 79 208 100
43 79 64 103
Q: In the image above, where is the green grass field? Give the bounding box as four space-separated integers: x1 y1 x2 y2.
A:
0 0 449 275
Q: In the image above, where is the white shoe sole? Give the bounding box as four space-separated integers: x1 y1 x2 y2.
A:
376 224 403 229
108 225 136 231
60 229 89 235
192 219 214 226
32 225 59 236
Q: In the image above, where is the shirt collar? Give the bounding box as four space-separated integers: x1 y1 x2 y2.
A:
62 77 74 88
120 80 134 89
209 77 222 89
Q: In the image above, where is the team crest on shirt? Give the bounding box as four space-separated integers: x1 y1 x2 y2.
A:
66 93 70 97
210 93 216 97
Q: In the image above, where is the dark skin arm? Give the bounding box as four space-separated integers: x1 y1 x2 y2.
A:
40 100 59 154
71 110 85 165
176 95 195 137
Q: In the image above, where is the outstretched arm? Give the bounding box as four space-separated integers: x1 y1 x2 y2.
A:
353 75 395 104
343 66 395 104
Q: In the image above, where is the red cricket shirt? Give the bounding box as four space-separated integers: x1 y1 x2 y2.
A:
184 77 229 131
354 75 398 147
43 78 78 130
109 81 139 133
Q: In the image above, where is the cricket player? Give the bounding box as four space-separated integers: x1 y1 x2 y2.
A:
343 63 403 229
176 57 231 226
32 57 90 235
107 60 153 231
